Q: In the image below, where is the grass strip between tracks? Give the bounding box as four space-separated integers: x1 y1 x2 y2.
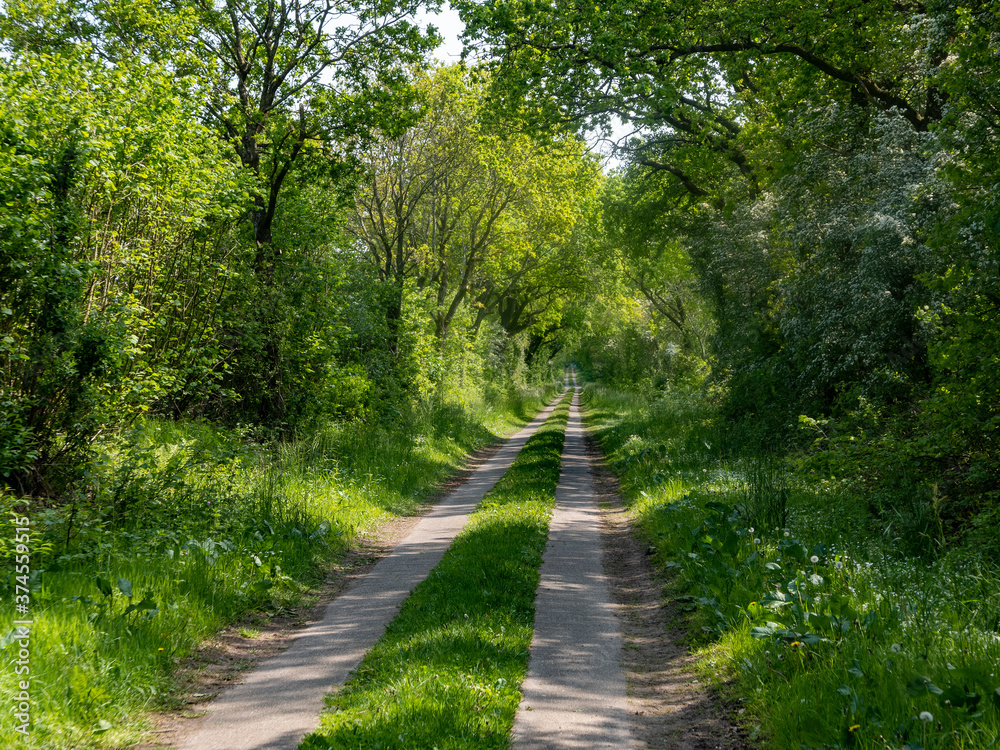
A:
301 389 574 750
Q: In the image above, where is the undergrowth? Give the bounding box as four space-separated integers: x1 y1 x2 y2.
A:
0 385 558 748
301 388 574 750
583 384 1000 750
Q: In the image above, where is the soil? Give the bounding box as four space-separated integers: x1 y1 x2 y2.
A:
133 438 510 750
586 432 748 750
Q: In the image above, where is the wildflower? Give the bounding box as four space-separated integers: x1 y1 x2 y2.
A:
810 555 819 563
784 531 790 537
754 538 761 545
890 643 901 653
158 647 164 652
749 527 755 533
849 725 860 732
834 561 843 570
920 712 933 722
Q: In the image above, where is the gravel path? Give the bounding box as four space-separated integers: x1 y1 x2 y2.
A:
178 394 564 750
511 387 641 750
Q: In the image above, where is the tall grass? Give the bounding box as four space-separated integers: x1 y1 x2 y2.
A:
583 384 1000 750
0 385 558 749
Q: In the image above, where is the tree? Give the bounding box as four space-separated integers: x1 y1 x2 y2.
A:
182 0 440 423
194 0 438 268
0 31 246 492
350 65 601 355
457 0 960 238
601 173 713 362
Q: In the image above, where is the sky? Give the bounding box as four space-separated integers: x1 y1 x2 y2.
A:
414 2 467 63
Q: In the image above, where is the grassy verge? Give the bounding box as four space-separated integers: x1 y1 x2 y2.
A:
582 385 1000 750
0 385 559 749
300 388 574 750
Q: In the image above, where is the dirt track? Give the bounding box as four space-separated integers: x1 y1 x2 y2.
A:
142 380 744 750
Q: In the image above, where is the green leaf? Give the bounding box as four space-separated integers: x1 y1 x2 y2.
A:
907 675 943 697
93 719 113 734
122 598 156 618
251 578 273 592
95 576 113 597
939 684 979 710
117 577 133 599
809 613 831 633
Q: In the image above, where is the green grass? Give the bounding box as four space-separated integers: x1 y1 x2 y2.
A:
582 384 1000 750
300 389 575 750
0 385 559 749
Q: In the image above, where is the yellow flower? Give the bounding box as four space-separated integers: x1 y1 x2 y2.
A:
789 641 801 647
158 647 164 652
849 724 860 732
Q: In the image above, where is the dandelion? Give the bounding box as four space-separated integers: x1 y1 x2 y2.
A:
834 561 843 570
784 531 790 537
749 527 755 533
849 724 860 732
890 643 901 653
754 538 761 545
158 647 165 652
920 712 933 723
810 555 819 563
